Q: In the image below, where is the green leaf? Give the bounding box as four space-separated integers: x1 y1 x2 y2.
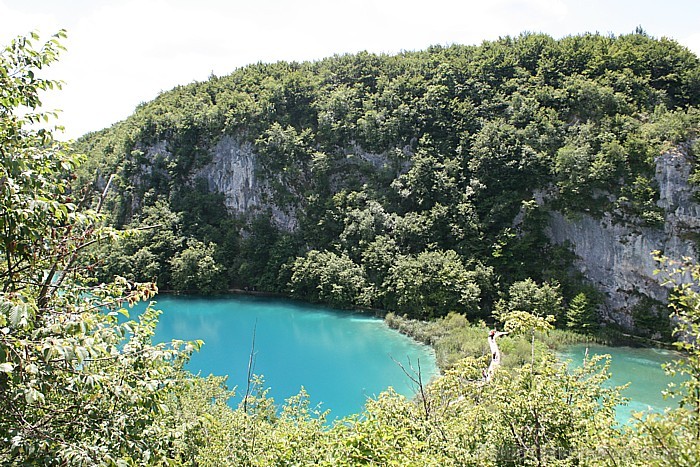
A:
25 387 45 404
9 303 30 328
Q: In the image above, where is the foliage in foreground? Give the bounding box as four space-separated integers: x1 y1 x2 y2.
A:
629 253 700 466
0 31 200 465
159 354 627 466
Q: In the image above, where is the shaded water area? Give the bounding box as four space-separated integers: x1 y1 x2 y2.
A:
559 343 687 424
147 295 438 419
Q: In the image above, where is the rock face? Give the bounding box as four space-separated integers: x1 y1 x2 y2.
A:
197 137 260 213
194 136 400 231
195 136 298 230
546 148 699 329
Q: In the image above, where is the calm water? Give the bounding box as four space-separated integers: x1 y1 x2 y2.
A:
559 344 686 424
145 295 438 419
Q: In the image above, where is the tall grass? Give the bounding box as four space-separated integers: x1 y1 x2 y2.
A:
385 312 594 370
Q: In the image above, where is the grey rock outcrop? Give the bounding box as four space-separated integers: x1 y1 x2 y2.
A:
546 148 699 329
195 136 297 230
197 137 260 213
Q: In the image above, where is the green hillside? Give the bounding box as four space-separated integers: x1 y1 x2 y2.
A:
78 31 699 333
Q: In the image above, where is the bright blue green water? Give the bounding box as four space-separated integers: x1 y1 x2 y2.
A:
147 295 438 419
559 344 686 424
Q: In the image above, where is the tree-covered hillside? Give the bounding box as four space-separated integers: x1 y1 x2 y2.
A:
79 31 700 332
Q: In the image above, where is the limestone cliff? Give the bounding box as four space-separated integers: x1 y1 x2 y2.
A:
546 147 699 330
193 136 398 231
193 136 298 230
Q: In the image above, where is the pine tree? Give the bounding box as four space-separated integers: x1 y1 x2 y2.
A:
566 292 597 333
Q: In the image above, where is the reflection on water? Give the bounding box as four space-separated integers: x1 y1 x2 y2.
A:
145 295 438 419
559 344 686 424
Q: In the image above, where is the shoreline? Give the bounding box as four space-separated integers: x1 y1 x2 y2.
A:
153 290 679 369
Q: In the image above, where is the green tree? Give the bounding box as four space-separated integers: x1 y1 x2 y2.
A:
468 119 551 240
495 279 561 365
0 32 198 465
391 148 460 211
565 292 598 333
337 194 389 260
236 214 298 291
288 249 369 308
170 239 225 293
93 200 184 287
497 278 563 324
361 234 400 287
383 249 481 319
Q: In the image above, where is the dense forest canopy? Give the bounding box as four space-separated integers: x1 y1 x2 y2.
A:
78 30 700 336
3 29 700 466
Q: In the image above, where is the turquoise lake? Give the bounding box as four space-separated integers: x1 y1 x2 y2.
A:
559 343 686 424
141 295 684 424
146 295 438 419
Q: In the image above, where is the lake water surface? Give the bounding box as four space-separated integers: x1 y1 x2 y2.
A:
144 295 684 424
148 295 438 419
559 343 686 424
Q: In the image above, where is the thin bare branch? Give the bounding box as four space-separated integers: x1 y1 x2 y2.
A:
243 319 258 415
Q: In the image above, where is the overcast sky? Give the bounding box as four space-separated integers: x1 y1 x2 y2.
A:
2 0 699 140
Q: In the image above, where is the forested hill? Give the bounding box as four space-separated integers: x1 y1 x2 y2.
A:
78 31 700 335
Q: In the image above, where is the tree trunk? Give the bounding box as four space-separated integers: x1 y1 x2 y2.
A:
484 331 507 382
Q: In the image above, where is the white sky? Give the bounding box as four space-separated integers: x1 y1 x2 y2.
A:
2 0 699 140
